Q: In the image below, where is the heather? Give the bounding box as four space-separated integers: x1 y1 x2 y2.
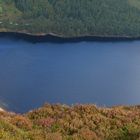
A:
1 104 140 140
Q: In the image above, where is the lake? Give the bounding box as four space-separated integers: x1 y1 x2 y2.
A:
0 35 140 113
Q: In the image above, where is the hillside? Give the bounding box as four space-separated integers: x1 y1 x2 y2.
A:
1 104 140 140
1 0 140 37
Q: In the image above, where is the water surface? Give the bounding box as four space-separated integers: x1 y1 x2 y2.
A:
0 36 140 112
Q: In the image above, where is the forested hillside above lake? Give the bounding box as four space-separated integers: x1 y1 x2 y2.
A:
1 0 140 37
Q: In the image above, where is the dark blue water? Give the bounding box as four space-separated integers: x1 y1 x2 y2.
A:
0 36 140 113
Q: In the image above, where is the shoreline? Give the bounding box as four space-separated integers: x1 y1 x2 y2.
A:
0 107 4 112
0 31 140 43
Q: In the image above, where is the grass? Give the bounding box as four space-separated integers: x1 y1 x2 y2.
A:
1 104 140 140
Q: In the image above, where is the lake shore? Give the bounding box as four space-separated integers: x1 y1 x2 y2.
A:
0 107 4 112
0 30 140 43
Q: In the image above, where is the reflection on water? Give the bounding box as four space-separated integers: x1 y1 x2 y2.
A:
0 37 140 113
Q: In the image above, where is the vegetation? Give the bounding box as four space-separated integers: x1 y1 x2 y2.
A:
1 104 140 140
1 0 140 37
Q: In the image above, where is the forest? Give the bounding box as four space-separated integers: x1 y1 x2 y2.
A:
1 0 140 37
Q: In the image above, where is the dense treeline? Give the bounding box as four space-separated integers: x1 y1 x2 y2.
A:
1 0 140 37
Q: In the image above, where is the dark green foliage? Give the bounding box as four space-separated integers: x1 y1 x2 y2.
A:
1 0 140 37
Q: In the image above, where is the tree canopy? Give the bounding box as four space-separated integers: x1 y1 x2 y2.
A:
1 0 140 37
